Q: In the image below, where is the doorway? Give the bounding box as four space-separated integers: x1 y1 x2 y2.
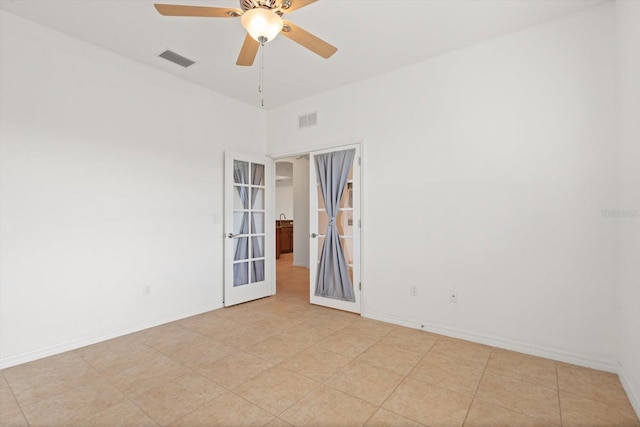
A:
275 156 310 298
273 143 362 314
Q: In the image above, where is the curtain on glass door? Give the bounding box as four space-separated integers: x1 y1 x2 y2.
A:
313 148 356 302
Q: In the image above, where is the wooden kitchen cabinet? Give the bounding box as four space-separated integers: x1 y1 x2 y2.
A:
276 220 294 255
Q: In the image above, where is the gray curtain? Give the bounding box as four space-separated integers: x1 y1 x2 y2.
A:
314 149 356 302
251 163 265 282
233 164 249 286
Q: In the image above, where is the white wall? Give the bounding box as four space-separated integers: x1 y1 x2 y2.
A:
275 184 294 220
292 157 309 267
0 11 266 368
267 4 619 369
615 0 640 414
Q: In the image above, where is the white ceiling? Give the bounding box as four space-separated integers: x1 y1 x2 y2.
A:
0 0 602 108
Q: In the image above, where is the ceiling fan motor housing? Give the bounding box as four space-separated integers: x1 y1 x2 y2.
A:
240 0 279 12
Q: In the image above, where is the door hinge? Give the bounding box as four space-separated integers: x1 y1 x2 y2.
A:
358 157 361 166
358 219 361 228
359 282 362 291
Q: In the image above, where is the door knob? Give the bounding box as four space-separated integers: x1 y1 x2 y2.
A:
310 233 317 238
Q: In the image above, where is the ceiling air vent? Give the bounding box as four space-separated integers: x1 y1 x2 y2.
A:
298 112 317 129
159 50 195 68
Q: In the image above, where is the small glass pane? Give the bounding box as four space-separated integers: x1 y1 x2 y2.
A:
318 210 329 233
251 212 264 234
317 185 326 210
348 266 353 285
340 237 353 265
252 188 264 210
252 260 265 283
233 237 249 261
234 186 249 209
252 163 265 186
234 161 249 184
318 211 351 236
251 236 264 258
233 262 249 287
339 182 353 209
234 212 249 235
337 210 353 236
317 236 325 262
336 211 344 236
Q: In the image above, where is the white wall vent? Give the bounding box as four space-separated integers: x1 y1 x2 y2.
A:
298 112 318 129
159 50 196 68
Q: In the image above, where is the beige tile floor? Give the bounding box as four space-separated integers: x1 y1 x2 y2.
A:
1 253 639 426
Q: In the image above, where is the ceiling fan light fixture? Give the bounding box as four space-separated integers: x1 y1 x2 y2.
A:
241 7 283 44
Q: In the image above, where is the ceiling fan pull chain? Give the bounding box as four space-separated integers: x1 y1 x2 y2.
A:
259 42 265 107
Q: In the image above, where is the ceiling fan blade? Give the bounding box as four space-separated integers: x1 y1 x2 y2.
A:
154 4 242 18
236 34 260 66
280 0 317 13
281 20 337 59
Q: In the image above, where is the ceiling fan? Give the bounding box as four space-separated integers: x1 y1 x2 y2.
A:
154 0 337 66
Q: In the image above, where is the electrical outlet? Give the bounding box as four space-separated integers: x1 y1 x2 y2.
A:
449 290 458 303
410 285 418 296
143 285 151 296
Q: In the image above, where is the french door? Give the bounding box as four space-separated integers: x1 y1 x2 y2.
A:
224 151 274 306
309 144 361 314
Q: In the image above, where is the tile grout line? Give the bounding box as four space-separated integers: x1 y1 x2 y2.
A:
555 363 639 415
449 349 562 393
366 342 439 426
556 364 564 426
559 389 640 423
169 384 267 426
466 356 563 426
273 313 411 425
261 262 333 422
425 346 491 372
82 337 234 427
266 378 325 421
144 351 246 426
77 345 172 427
461 347 492 427
13 351 140 425
184 303 352 423
269 322 388 421
1 373 31 426
230 356 323 416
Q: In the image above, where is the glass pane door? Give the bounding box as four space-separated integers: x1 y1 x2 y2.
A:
232 160 266 286
224 152 272 306
309 144 361 314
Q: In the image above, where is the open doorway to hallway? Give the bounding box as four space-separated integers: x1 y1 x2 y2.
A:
276 253 309 298
275 156 310 298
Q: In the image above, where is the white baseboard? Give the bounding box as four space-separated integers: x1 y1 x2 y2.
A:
362 310 619 373
619 363 640 419
291 261 309 268
0 302 222 369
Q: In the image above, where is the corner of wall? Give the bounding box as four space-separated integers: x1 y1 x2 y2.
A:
619 363 640 419
614 0 640 420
